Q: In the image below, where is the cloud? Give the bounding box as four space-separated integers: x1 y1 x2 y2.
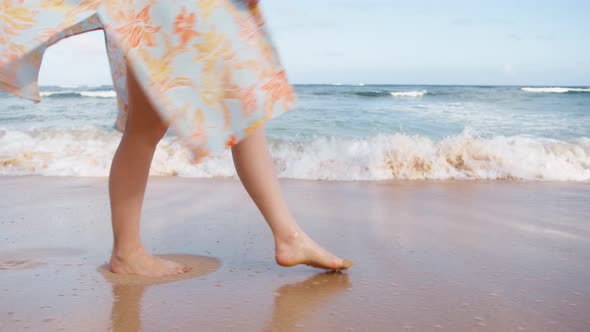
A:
323 51 345 57
503 64 514 75
451 18 473 27
452 17 513 27
535 34 552 40
482 17 514 25
50 31 106 56
507 33 522 40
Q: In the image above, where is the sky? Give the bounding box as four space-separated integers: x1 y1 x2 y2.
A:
38 0 590 86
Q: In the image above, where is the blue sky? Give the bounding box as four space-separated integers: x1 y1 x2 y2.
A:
39 0 590 86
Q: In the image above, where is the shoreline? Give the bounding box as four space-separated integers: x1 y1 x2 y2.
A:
1 173 589 183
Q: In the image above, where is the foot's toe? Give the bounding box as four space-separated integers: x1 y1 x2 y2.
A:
177 264 191 274
340 258 353 269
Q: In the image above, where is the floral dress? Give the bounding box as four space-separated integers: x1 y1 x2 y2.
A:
0 0 294 161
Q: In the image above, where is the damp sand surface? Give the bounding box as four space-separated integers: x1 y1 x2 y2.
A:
1 176 589 331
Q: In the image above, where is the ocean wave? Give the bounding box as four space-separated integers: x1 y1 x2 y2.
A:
390 90 427 97
0 129 588 181
353 90 427 98
40 90 117 98
521 87 590 94
353 91 391 97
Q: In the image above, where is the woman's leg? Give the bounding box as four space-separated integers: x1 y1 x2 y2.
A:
108 65 190 277
231 127 352 270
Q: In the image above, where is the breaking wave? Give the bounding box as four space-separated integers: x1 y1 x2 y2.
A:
390 90 428 97
521 87 590 94
353 90 428 98
0 128 588 181
40 90 117 98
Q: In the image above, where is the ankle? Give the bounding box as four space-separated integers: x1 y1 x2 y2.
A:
274 229 304 247
112 243 145 260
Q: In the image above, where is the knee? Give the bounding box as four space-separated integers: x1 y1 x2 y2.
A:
124 123 168 148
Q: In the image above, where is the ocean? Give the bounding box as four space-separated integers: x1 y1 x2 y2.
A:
0 85 589 181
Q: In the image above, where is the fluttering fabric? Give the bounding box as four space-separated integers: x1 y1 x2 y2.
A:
0 0 294 161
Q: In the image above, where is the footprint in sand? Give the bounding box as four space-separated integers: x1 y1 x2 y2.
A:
0 248 84 270
0 259 46 270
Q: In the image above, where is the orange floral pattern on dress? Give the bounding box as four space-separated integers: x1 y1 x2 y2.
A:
261 70 295 115
0 1 38 44
173 6 199 45
225 134 237 148
115 5 161 48
239 85 258 116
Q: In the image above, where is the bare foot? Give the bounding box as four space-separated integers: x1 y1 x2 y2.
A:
275 231 352 270
110 248 191 277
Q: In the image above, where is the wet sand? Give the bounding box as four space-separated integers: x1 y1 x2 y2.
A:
0 176 589 331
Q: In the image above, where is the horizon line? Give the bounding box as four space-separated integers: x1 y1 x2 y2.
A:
35 83 590 88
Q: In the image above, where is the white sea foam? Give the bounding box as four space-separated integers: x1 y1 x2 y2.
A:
390 90 427 97
79 91 117 98
521 87 590 93
55 85 80 89
39 91 60 97
39 90 117 98
1 128 588 181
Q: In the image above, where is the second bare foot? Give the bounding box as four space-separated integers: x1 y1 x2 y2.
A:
275 231 352 270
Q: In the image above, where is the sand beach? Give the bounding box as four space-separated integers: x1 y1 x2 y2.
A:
1 176 588 331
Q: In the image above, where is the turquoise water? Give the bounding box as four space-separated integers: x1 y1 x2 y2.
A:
0 85 589 180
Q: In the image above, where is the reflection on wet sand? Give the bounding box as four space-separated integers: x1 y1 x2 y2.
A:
265 272 351 331
110 284 144 332
104 264 350 332
99 254 220 331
